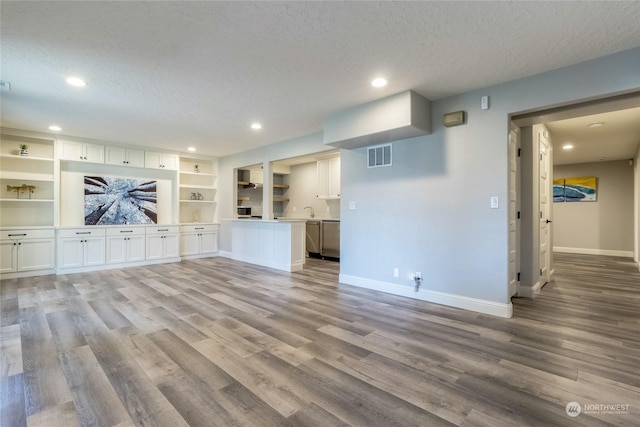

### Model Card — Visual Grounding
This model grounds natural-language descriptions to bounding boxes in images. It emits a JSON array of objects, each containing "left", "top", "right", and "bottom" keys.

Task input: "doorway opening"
[{"left": 511, "top": 91, "right": 640, "bottom": 301}]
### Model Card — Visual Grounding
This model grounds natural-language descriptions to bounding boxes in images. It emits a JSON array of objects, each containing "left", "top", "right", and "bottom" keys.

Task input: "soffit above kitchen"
[{"left": 1, "top": 1, "right": 639, "bottom": 157}]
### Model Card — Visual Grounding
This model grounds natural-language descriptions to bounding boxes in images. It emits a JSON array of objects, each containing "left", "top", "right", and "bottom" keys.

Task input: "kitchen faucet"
[{"left": 304, "top": 206, "right": 314, "bottom": 218}]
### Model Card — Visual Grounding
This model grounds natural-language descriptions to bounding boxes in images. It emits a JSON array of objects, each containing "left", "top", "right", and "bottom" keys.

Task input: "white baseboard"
[
  {"left": 518, "top": 281, "right": 541, "bottom": 298},
  {"left": 554, "top": 246, "right": 633, "bottom": 258},
  {"left": 1, "top": 268, "right": 56, "bottom": 280},
  {"left": 219, "top": 251, "right": 303, "bottom": 272},
  {"left": 339, "top": 274, "right": 513, "bottom": 318},
  {"left": 56, "top": 257, "right": 181, "bottom": 275},
  {"left": 180, "top": 252, "right": 219, "bottom": 260}
]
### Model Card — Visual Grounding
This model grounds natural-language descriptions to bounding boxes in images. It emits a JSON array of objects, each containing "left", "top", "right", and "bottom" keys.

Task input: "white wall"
[
  {"left": 215, "top": 48, "right": 639, "bottom": 317},
  {"left": 634, "top": 146, "right": 640, "bottom": 265},
  {"left": 339, "top": 48, "right": 639, "bottom": 317},
  {"left": 281, "top": 161, "right": 340, "bottom": 220},
  {"left": 60, "top": 162, "right": 175, "bottom": 226},
  {"left": 553, "top": 160, "right": 634, "bottom": 256}
]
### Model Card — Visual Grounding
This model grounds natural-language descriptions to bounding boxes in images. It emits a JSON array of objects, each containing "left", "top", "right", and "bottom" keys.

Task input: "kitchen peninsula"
[{"left": 223, "top": 218, "right": 306, "bottom": 272}]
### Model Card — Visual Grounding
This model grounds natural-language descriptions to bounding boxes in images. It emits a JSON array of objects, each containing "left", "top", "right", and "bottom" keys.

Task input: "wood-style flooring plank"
[{"left": 1, "top": 252, "right": 639, "bottom": 426}]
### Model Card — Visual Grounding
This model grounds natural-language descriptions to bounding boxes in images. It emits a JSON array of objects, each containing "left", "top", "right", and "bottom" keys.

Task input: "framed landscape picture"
[
  {"left": 553, "top": 176, "right": 597, "bottom": 203},
  {"left": 84, "top": 176, "right": 157, "bottom": 225}
]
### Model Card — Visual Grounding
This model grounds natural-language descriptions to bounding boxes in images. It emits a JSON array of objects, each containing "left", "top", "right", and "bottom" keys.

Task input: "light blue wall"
[
  {"left": 340, "top": 48, "right": 639, "bottom": 308},
  {"left": 218, "top": 48, "right": 640, "bottom": 313}
]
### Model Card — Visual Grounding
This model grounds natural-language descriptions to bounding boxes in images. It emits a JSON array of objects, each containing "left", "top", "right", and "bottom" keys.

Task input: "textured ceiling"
[{"left": 1, "top": 1, "right": 640, "bottom": 157}]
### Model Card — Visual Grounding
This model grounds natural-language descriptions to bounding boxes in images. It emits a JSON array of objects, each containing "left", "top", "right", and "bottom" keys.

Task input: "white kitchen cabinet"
[
  {"left": 145, "top": 151, "right": 179, "bottom": 171},
  {"left": 57, "top": 228, "right": 105, "bottom": 269},
  {"left": 146, "top": 226, "right": 179, "bottom": 260},
  {"left": 0, "top": 229, "right": 55, "bottom": 275},
  {"left": 105, "top": 146, "right": 145, "bottom": 168},
  {"left": 317, "top": 156, "right": 340, "bottom": 199},
  {"left": 60, "top": 140, "right": 105, "bottom": 163},
  {"left": 106, "top": 227, "right": 146, "bottom": 264},
  {"left": 179, "top": 224, "right": 218, "bottom": 258}
]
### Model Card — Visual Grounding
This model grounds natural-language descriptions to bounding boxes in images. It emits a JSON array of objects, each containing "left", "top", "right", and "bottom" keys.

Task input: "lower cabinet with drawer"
[
  {"left": 145, "top": 225, "right": 180, "bottom": 261},
  {"left": 179, "top": 223, "right": 218, "bottom": 258},
  {"left": 106, "top": 226, "right": 146, "bottom": 264},
  {"left": 0, "top": 228, "right": 56, "bottom": 278},
  {"left": 57, "top": 227, "right": 106, "bottom": 271}
]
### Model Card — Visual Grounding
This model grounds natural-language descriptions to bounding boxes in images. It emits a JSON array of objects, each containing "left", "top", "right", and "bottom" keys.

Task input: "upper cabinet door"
[
  {"left": 106, "top": 147, "right": 145, "bottom": 167},
  {"left": 317, "top": 156, "right": 340, "bottom": 199},
  {"left": 60, "top": 141, "right": 104, "bottom": 163},
  {"left": 145, "top": 152, "right": 178, "bottom": 170}
]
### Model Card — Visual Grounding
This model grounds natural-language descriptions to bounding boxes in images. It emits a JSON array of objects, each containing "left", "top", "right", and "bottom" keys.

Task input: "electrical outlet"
[
  {"left": 415, "top": 272, "right": 422, "bottom": 280},
  {"left": 393, "top": 268, "right": 399, "bottom": 277}
]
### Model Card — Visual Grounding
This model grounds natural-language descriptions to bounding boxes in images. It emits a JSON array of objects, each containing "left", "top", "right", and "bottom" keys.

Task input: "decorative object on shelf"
[
  {"left": 7, "top": 184, "right": 37, "bottom": 199},
  {"left": 194, "top": 164, "right": 199, "bottom": 173},
  {"left": 19, "top": 144, "right": 29, "bottom": 156},
  {"left": 190, "top": 192, "right": 204, "bottom": 200}
]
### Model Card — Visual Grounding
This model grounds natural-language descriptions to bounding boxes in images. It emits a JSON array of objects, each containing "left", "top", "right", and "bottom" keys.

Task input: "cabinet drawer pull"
[
  {"left": 120, "top": 230, "right": 134, "bottom": 233},
  {"left": 75, "top": 232, "right": 91, "bottom": 235},
  {"left": 157, "top": 229, "right": 169, "bottom": 232},
  {"left": 8, "top": 233, "right": 27, "bottom": 237},
  {"left": 195, "top": 227, "right": 204, "bottom": 230}
]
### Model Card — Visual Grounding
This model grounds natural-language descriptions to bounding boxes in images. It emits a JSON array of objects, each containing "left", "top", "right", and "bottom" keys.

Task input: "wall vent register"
[{"left": 367, "top": 143, "right": 392, "bottom": 168}]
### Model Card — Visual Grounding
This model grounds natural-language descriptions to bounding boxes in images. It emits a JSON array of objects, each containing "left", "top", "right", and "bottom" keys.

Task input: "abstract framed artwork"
[
  {"left": 84, "top": 176, "right": 157, "bottom": 225},
  {"left": 553, "top": 176, "right": 597, "bottom": 203}
]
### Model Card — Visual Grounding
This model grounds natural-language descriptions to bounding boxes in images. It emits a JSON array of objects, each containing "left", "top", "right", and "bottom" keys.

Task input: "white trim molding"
[
  {"left": 518, "top": 281, "right": 542, "bottom": 298},
  {"left": 339, "top": 274, "right": 513, "bottom": 318},
  {"left": 554, "top": 246, "right": 634, "bottom": 258}
]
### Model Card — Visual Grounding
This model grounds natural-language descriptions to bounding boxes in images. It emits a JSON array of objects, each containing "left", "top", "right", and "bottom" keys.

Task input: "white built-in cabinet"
[
  {"left": 146, "top": 225, "right": 180, "bottom": 260},
  {"left": 0, "top": 229, "right": 55, "bottom": 275},
  {"left": 1, "top": 129, "right": 220, "bottom": 278},
  {"left": 179, "top": 224, "right": 218, "bottom": 258},
  {"left": 317, "top": 156, "right": 340, "bottom": 199},
  {"left": 106, "top": 227, "right": 146, "bottom": 264},
  {"left": 57, "top": 228, "right": 106, "bottom": 269},
  {"left": 60, "top": 140, "right": 105, "bottom": 163},
  {"left": 105, "top": 146, "right": 145, "bottom": 168},
  {"left": 145, "top": 151, "right": 179, "bottom": 170}
]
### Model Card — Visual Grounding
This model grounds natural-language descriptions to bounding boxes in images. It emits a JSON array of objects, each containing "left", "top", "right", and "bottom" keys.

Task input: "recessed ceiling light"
[
  {"left": 48, "top": 125, "right": 62, "bottom": 131},
  {"left": 66, "top": 76, "right": 86, "bottom": 87},
  {"left": 589, "top": 122, "right": 604, "bottom": 128},
  {"left": 371, "top": 77, "right": 387, "bottom": 88},
  {"left": 562, "top": 144, "right": 574, "bottom": 150},
  {"left": 251, "top": 123, "right": 262, "bottom": 130},
  {"left": 187, "top": 147, "right": 196, "bottom": 152}
]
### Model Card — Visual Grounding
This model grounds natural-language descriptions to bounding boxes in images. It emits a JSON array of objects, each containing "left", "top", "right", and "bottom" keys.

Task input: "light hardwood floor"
[{"left": 1, "top": 252, "right": 639, "bottom": 426}]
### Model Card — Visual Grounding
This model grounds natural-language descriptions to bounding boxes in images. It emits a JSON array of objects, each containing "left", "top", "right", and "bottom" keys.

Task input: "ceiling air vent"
[{"left": 368, "top": 143, "right": 392, "bottom": 168}]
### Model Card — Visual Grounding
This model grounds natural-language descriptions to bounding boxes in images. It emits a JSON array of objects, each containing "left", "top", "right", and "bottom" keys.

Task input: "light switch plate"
[
  {"left": 481, "top": 95, "right": 489, "bottom": 110},
  {"left": 490, "top": 196, "right": 499, "bottom": 208},
  {"left": 349, "top": 201, "right": 357, "bottom": 210}
]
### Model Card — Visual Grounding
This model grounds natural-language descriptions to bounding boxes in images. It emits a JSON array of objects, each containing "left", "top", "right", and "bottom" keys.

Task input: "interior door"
[
  {"left": 508, "top": 127, "right": 520, "bottom": 297},
  {"left": 539, "top": 131, "right": 551, "bottom": 285}
]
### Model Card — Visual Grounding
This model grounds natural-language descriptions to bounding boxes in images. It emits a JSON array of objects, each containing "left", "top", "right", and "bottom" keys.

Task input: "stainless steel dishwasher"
[
  {"left": 305, "top": 220, "right": 321, "bottom": 257},
  {"left": 321, "top": 220, "right": 340, "bottom": 259}
]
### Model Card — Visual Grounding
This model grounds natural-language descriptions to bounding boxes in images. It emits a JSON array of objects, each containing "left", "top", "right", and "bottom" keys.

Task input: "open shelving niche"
[
  {"left": 0, "top": 132, "right": 58, "bottom": 227},
  {"left": 178, "top": 155, "right": 217, "bottom": 223}
]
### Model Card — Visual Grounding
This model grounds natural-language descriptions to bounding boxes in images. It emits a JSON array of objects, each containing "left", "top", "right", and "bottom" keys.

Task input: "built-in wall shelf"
[
  {"left": 179, "top": 184, "right": 214, "bottom": 190},
  {"left": 0, "top": 198, "right": 54, "bottom": 203},
  {"left": 0, "top": 154, "right": 55, "bottom": 162},
  {"left": 1, "top": 132, "right": 57, "bottom": 227},
  {"left": 179, "top": 199, "right": 216, "bottom": 204},
  {"left": 238, "top": 196, "right": 250, "bottom": 201},
  {"left": 178, "top": 155, "right": 217, "bottom": 223},
  {"left": 273, "top": 184, "right": 290, "bottom": 189},
  {"left": 273, "top": 197, "right": 289, "bottom": 203}
]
